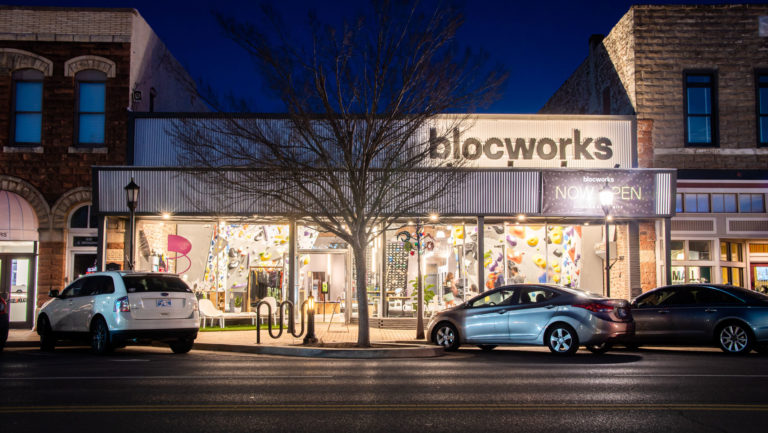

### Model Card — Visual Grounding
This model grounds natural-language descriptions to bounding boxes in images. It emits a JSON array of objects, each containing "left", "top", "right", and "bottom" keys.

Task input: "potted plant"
[
  {"left": 409, "top": 277, "right": 435, "bottom": 315},
  {"left": 234, "top": 296, "right": 242, "bottom": 313}
]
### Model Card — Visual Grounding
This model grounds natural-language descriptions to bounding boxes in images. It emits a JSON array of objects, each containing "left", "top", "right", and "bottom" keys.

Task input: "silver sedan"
[{"left": 427, "top": 284, "right": 633, "bottom": 355}]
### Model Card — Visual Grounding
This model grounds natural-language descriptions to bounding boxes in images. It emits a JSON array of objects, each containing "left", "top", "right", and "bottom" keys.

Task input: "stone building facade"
[
  {"left": 542, "top": 4, "right": 768, "bottom": 294},
  {"left": 0, "top": 6, "right": 205, "bottom": 328}
]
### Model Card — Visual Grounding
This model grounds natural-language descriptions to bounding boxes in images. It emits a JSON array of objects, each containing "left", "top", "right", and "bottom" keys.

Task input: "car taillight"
[
  {"left": 114, "top": 296, "right": 130, "bottom": 312},
  {"left": 573, "top": 302, "right": 614, "bottom": 313},
  {"left": 192, "top": 299, "right": 198, "bottom": 311}
]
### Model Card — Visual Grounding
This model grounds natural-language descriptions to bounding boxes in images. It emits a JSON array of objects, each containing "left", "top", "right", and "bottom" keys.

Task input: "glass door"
[{"left": 0, "top": 254, "right": 36, "bottom": 328}]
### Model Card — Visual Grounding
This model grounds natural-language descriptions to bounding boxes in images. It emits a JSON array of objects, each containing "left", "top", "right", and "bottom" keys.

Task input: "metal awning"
[{"left": 0, "top": 190, "right": 39, "bottom": 241}]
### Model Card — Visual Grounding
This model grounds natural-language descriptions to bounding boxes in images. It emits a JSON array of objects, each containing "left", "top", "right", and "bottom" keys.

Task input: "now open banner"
[{"left": 541, "top": 170, "right": 657, "bottom": 217}]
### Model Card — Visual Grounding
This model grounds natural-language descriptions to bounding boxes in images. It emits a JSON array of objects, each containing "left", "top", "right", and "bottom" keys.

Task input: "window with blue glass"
[
  {"left": 12, "top": 69, "right": 44, "bottom": 146},
  {"left": 711, "top": 193, "right": 737, "bottom": 213},
  {"left": 757, "top": 73, "right": 768, "bottom": 147},
  {"left": 683, "top": 193, "right": 709, "bottom": 213},
  {"left": 739, "top": 194, "right": 765, "bottom": 213},
  {"left": 76, "top": 70, "right": 106, "bottom": 146},
  {"left": 684, "top": 71, "right": 717, "bottom": 146}
]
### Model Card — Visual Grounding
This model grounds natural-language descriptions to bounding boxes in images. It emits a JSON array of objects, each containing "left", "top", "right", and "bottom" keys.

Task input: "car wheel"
[
  {"left": 478, "top": 345, "right": 497, "bottom": 352},
  {"left": 38, "top": 315, "right": 56, "bottom": 352},
  {"left": 586, "top": 342, "right": 612, "bottom": 354},
  {"left": 169, "top": 337, "right": 195, "bottom": 354},
  {"left": 717, "top": 322, "right": 752, "bottom": 355},
  {"left": 434, "top": 323, "right": 460, "bottom": 351},
  {"left": 545, "top": 324, "right": 579, "bottom": 355},
  {"left": 90, "top": 317, "right": 113, "bottom": 355}
]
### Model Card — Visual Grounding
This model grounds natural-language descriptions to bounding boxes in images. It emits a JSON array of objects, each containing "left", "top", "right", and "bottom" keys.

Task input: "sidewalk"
[{"left": 5, "top": 320, "right": 443, "bottom": 358}]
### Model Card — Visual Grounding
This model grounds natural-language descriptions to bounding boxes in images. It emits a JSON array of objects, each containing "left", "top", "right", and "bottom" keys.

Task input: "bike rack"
[{"left": 255, "top": 299, "right": 309, "bottom": 344}]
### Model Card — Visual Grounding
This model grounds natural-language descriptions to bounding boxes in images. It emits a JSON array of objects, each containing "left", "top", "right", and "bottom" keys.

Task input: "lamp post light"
[
  {"left": 303, "top": 293, "right": 318, "bottom": 344},
  {"left": 124, "top": 178, "right": 140, "bottom": 271},
  {"left": 599, "top": 182, "right": 615, "bottom": 298}
]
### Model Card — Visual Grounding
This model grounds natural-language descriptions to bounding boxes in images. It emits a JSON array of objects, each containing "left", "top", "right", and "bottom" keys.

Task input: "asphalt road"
[{"left": 1, "top": 345, "right": 767, "bottom": 433}]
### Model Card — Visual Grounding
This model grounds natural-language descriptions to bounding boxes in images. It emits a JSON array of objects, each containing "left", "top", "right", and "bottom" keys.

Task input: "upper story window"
[
  {"left": 12, "top": 69, "right": 44, "bottom": 146},
  {"left": 757, "top": 72, "right": 768, "bottom": 147},
  {"left": 75, "top": 70, "right": 106, "bottom": 147},
  {"left": 711, "top": 193, "right": 737, "bottom": 213},
  {"left": 739, "top": 193, "right": 765, "bottom": 213},
  {"left": 683, "top": 193, "right": 709, "bottom": 213},
  {"left": 684, "top": 71, "right": 717, "bottom": 147},
  {"left": 70, "top": 205, "right": 97, "bottom": 229}
]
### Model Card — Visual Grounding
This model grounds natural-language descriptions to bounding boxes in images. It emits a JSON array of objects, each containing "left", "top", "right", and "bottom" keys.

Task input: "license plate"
[{"left": 157, "top": 299, "right": 172, "bottom": 307}]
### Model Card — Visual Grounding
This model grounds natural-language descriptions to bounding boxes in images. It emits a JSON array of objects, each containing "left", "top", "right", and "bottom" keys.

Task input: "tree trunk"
[{"left": 353, "top": 243, "right": 371, "bottom": 347}]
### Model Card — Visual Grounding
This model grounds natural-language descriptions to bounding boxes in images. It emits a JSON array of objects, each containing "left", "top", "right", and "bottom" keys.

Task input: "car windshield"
[{"left": 122, "top": 275, "right": 191, "bottom": 293}]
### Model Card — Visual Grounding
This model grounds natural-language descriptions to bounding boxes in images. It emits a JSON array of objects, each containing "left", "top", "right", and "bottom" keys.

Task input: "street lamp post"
[
  {"left": 124, "top": 178, "right": 140, "bottom": 271},
  {"left": 599, "top": 182, "right": 614, "bottom": 298}
]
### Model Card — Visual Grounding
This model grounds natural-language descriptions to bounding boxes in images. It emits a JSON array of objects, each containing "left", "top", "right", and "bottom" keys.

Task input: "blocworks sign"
[{"left": 426, "top": 116, "right": 634, "bottom": 168}]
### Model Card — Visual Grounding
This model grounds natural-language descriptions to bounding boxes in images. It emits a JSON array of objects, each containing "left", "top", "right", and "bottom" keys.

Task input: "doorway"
[{"left": 0, "top": 254, "right": 37, "bottom": 329}]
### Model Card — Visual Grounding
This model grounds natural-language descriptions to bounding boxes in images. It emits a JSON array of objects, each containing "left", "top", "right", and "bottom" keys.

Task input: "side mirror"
[
  {"left": 49, "top": 289, "right": 59, "bottom": 298},
  {"left": 630, "top": 301, "right": 637, "bottom": 308}
]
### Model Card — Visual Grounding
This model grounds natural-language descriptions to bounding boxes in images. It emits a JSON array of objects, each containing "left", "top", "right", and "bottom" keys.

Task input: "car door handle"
[
  {"left": 705, "top": 308, "right": 717, "bottom": 313},
  {"left": 658, "top": 309, "right": 670, "bottom": 314},
  {"left": 545, "top": 305, "right": 556, "bottom": 309},
  {"left": 497, "top": 309, "right": 508, "bottom": 314}
]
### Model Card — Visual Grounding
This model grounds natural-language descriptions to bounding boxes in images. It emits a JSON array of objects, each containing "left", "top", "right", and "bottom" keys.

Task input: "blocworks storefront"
[{"left": 93, "top": 114, "right": 675, "bottom": 324}]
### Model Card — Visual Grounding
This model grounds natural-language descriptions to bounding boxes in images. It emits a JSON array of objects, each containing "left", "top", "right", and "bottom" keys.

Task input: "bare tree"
[{"left": 173, "top": 0, "right": 506, "bottom": 346}]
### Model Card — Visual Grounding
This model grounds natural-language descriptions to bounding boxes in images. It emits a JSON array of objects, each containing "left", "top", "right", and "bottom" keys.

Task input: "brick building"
[
  {"left": 542, "top": 4, "right": 768, "bottom": 293},
  {"left": 0, "top": 6, "right": 205, "bottom": 328}
]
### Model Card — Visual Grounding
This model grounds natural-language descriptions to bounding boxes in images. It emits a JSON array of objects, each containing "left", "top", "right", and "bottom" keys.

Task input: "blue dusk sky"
[{"left": 10, "top": 0, "right": 765, "bottom": 112}]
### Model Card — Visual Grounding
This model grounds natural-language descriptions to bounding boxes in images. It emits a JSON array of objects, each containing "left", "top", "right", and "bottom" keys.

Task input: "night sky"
[{"left": 10, "top": 0, "right": 765, "bottom": 112}]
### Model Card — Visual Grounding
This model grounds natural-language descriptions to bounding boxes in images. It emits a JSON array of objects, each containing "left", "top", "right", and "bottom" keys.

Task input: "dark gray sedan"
[
  {"left": 629, "top": 284, "right": 768, "bottom": 354},
  {"left": 426, "top": 284, "right": 633, "bottom": 355}
]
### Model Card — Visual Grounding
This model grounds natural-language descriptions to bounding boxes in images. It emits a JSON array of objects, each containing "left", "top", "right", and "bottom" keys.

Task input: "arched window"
[
  {"left": 69, "top": 205, "right": 97, "bottom": 229},
  {"left": 12, "top": 69, "right": 44, "bottom": 146},
  {"left": 75, "top": 70, "right": 106, "bottom": 146}
]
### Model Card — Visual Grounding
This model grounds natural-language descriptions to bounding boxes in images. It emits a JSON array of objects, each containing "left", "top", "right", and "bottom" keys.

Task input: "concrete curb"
[
  {"left": 4, "top": 339, "right": 445, "bottom": 358},
  {"left": 192, "top": 342, "right": 446, "bottom": 358}
]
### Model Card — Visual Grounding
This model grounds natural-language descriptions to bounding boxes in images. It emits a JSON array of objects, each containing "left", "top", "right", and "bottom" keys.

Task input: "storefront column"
[
  {"left": 663, "top": 217, "right": 672, "bottom": 286},
  {"left": 288, "top": 219, "right": 296, "bottom": 304},
  {"left": 96, "top": 214, "right": 106, "bottom": 272},
  {"left": 379, "top": 224, "right": 386, "bottom": 317},
  {"left": 477, "top": 216, "right": 485, "bottom": 292}
]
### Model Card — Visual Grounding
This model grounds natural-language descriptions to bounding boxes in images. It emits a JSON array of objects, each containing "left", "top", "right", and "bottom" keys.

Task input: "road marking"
[
  {"left": 1, "top": 403, "right": 768, "bottom": 414},
  {"left": 0, "top": 375, "right": 333, "bottom": 380}
]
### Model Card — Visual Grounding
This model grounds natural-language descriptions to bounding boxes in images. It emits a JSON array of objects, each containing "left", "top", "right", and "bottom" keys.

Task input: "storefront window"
[
  {"left": 722, "top": 267, "right": 744, "bottom": 287},
  {"left": 383, "top": 221, "right": 478, "bottom": 317},
  {"left": 688, "top": 240, "right": 710, "bottom": 260},
  {"left": 673, "top": 265, "right": 712, "bottom": 283},
  {"left": 688, "top": 266, "right": 711, "bottom": 283},
  {"left": 131, "top": 220, "right": 291, "bottom": 313},
  {"left": 720, "top": 241, "right": 743, "bottom": 262},
  {"left": 297, "top": 224, "right": 349, "bottom": 317},
  {"left": 481, "top": 222, "right": 585, "bottom": 291},
  {"left": 671, "top": 240, "right": 685, "bottom": 260}
]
